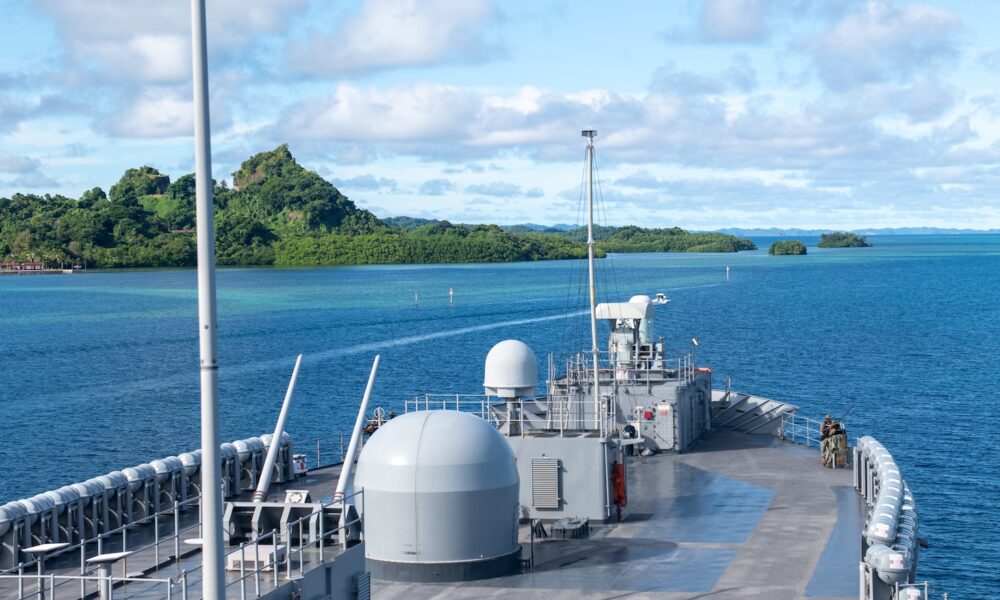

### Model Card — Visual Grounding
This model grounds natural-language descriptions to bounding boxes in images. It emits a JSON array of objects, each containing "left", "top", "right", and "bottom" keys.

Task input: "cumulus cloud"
[
  {"left": 700, "top": 0, "right": 768, "bottom": 43},
  {"left": 331, "top": 174, "right": 398, "bottom": 192},
  {"left": 651, "top": 54, "right": 758, "bottom": 95},
  {"left": 466, "top": 182, "right": 519, "bottom": 196},
  {"left": 102, "top": 90, "right": 194, "bottom": 138},
  {"left": 801, "top": 0, "right": 962, "bottom": 90},
  {"left": 420, "top": 179, "right": 456, "bottom": 196},
  {"left": 278, "top": 84, "right": 479, "bottom": 143},
  {"left": 288, "top": 0, "right": 501, "bottom": 76},
  {"left": 36, "top": 0, "right": 308, "bottom": 83},
  {"left": 466, "top": 181, "right": 543, "bottom": 197},
  {"left": 0, "top": 152, "right": 41, "bottom": 174},
  {"left": 11, "top": 171, "right": 59, "bottom": 189},
  {"left": 0, "top": 153, "right": 58, "bottom": 190},
  {"left": 615, "top": 170, "right": 664, "bottom": 189}
]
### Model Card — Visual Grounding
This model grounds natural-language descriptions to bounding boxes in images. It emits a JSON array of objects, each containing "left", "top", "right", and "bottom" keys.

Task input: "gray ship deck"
[
  {"left": 376, "top": 430, "right": 861, "bottom": 600},
  {"left": 1, "top": 431, "right": 860, "bottom": 599}
]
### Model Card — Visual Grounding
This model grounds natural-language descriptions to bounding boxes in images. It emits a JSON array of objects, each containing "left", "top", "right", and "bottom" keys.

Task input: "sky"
[{"left": 3, "top": 0, "right": 1000, "bottom": 229}]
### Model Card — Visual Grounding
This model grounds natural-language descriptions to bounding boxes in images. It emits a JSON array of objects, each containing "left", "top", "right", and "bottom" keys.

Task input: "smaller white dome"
[
  {"left": 484, "top": 340, "right": 538, "bottom": 398},
  {"left": 629, "top": 294, "right": 652, "bottom": 305}
]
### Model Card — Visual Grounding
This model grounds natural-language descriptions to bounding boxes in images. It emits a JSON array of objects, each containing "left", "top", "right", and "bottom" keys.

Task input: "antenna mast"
[
  {"left": 583, "top": 130, "right": 601, "bottom": 431},
  {"left": 190, "top": 0, "right": 224, "bottom": 596}
]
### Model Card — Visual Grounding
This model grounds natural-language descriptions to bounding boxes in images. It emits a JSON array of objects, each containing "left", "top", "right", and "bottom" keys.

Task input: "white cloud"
[
  {"left": 11, "top": 171, "right": 59, "bottom": 189},
  {"left": 802, "top": 1, "right": 961, "bottom": 90},
  {"left": 36, "top": 0, "right": 307, "bottom": 83},
  {"left": 278, "top": 84, "right": 479, "bottom": 142},
  {"left": 103, "top": 90, "right": 193, "bottom": 138},
  {"left": 331, "top": 174, "right": 398, "bottom": 192},
  {"left": 420, "top": 179, "right": 456, "bottom": 196},
  {"left": 289, "top": 0, "right": 500, "bottom": 76},
  {"left": 700, "top": 0, "right": 768, "bottom": 43},
  {"left": 466, "top": 181, "right": 531, "bottom": 197},
  {"left": 0, "top": 152, "right": 41, "bottom": 174}
]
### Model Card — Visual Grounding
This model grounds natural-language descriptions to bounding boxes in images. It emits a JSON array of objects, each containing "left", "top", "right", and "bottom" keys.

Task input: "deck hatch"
[{"left": 531, "top": 458, "right": 561, "bottom": 509}]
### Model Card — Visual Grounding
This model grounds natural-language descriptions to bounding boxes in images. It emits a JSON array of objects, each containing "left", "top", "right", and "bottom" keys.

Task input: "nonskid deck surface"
[{"left": 375, "top": 430, "right": 862, "bottom": 600}]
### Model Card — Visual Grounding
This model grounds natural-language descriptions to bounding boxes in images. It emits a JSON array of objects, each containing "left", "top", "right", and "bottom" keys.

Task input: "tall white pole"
[
  {"left": 583, "top": 130, "right": 601, "bottom": 431},
  {"left": 253, "top": 354, "right": 303, "bottom": 502},
  {"left": 334, "top": 355, "right": 381, "bottom": 503},
  {"left": 190, "top": 0, "right": 224, "bottom": 596}
]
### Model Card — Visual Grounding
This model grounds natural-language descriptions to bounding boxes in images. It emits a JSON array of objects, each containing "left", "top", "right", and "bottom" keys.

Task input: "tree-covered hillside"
[
  {"left": 0, "top": 145, "right": 754, "bottom": 269},
  {"left": 556, "top": 225, "right": 756, "bottom": 253},
  {"left": 0, "top": 146, "right": 593, "bottom": 268}
]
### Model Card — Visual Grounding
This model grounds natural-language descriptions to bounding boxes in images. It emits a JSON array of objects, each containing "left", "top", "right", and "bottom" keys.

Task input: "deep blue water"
[{"left": 1, "top": 234, "right": 997, "bottom": 596}]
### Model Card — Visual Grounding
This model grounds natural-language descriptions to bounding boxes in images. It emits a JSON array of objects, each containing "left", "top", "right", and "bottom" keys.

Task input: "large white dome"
[{"left": 354, "top": 410, "right": 521, "bottom": 581}]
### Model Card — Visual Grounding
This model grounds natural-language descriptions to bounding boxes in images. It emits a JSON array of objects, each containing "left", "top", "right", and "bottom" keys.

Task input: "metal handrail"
[
  {"left": 2, "top": 494, "right": 203, "bottom": 575},
  {"left": 181, "top": 488, "right": 366, "bottom": 599},
  {"left": 0, "top": 572, "right": 178, "bottom": 599},
  {"left": 408, "top": 393, "right": 619, "bottom": 437}
]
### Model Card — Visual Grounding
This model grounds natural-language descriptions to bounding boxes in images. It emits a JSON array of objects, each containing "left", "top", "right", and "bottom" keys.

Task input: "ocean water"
[{"left": 1, "top": 234, "right": 997, "bottom": 596}]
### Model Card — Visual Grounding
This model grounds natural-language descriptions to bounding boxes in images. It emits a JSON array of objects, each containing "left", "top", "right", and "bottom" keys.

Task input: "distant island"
[
  {"left": 769, "top": 240, "right": 807, "bottom": 255},
  {"left": 717, "top": 227, "right": 1000, "bottom": 236},
  {"left": 0, "top": 145, "right": 755, "bottom": 269},
  {"left": 818, "top": 232, "right": 872, "bottom": 248}
]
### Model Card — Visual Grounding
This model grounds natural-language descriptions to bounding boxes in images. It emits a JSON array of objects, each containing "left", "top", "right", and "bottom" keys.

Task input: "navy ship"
[{"left": 0, "top": 3, "right": 937, "bottom": 599}]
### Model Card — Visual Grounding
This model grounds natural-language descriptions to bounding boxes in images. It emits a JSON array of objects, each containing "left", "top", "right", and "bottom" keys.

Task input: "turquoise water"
[{"left": 1, "top": 234, "right": 997, "bottom": 595}]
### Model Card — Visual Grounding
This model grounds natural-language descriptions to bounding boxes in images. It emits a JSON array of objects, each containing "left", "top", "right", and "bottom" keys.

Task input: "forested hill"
[{"left": 0, "top": 145, "right": 750, "bottom": 269}]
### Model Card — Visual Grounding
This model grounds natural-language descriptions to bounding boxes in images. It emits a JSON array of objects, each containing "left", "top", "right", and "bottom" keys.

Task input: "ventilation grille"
[
  {"left": 531, "top": 458, "right": 560, "bottom": 509},
  {"left": 355, "top": 571, "right": 371, "bottom": 600}
]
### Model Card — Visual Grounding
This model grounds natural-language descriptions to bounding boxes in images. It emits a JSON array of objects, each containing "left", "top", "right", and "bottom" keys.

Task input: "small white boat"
[{"left": 653, "top": 292, "right": 670, "bottom": 304}]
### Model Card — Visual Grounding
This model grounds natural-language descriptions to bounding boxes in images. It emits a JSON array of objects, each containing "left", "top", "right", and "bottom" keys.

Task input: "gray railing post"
[
  {"left": 316, "top": 439, "right": 321, "bottom": 469},
  {"left": 271, "top": 530, "right": 278, "bottom": 588},
  {"left": 180, "top": 569, "right": 188, "bottom": 600},
  {"left": 298, "top": 521, "right": 304, "bottom": 576},
  {"left": 339, "top": 434, "right": 345, "bottom": 463},
  {"left": 239, "top": 542, "right": 246, "bottom": 600},
  {"left": 80, "top": 541, "right": 86, "bottom": 599},
  {"left": 253, "top": 536, "right": 260, "bottom": 597},
  {"left": 318, "top": 511, "right": 325, "bottom": 563},
  {"left": 173, "top": 501, "right": 181, "bottom": 564},
  {"left": 154, "top": 511, "right": 160, "bottom": 567}
]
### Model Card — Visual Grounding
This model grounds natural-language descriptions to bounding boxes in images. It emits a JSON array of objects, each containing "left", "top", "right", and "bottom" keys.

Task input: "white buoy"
[
  {"left": 726, "top": 266, "right": 730, "bottom": 281},
  {"left": 449, "top": 288, "right": 454, "bottom": 304},
  {"left": 414, "top": 292, "right": 419, "bottom": 307}
]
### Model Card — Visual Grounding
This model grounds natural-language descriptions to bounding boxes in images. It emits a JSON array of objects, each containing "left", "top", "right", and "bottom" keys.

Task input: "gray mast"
[
  {"left": 583, "top": 130, "right": 601, "bottom": 431},
  {"left": 190, "top": 0, "right": 224, "bottom": 597}
]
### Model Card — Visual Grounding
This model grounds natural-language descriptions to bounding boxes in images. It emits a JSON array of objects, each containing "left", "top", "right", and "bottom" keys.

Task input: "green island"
[
  {"left": 0, "top": 145, "right": 755, "bottom": 268},
  {"left": 818, "top": 232, "right": 872, "bottom": 248},
  {"left": 769, "top": 240, "right": 807, "bottom": 255}
]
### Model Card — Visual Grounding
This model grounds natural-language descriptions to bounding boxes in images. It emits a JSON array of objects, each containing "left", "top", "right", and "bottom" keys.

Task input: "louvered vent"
[
  {"left": 531, "top": 458, "right": 560, "bottom": 509},
  {"left": 355, "top": 571, "right": 371, "bottom": 600}
]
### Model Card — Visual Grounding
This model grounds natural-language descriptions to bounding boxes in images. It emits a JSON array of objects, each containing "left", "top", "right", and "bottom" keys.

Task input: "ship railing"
[
  {"left": 409, "top": 393, "right": 619, "bottom": 437},
  {"left": 779, "top": 412, "right": 824, "bottom": 447},
  {"left": 183, "top": 488, "right": 365, "bottom": 600},
  {"left": 407, "top": 394, "right": 500, "bottom": 424},
  {"left": 0, "top": 571, "right": 178, "bottom": 600},
  {"left": 0, "top": 489, "right": 365, "bottom": 600},
  {"left": 0, "top": 494, "right": 203, "bottom": 598},
  {"left": 312, "top": 432, "right": 353, "bottom": 469},
  {"left": 551, "top": 350, "right": 699, "bottom": 388}
]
